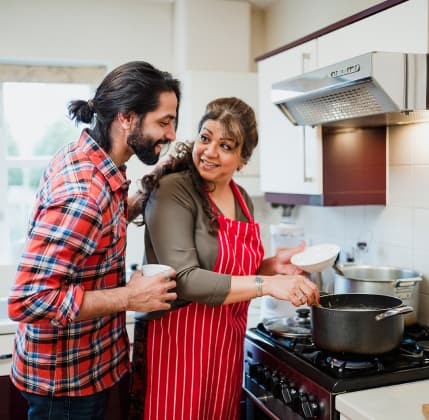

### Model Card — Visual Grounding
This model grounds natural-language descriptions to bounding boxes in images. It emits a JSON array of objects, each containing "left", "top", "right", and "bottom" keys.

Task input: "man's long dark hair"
[{"left": 68, "top": 61, "right": 181, "bottom": 152}]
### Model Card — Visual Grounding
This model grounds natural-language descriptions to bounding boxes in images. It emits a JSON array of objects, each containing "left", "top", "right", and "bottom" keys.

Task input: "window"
[{"left": 0, "top": 64, "right": 107, "bottom": 265}]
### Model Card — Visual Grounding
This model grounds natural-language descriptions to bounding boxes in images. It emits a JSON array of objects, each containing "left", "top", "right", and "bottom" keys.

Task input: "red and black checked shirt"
[{"left": 8, "top": 130, "right": 131, "bottom": 396}]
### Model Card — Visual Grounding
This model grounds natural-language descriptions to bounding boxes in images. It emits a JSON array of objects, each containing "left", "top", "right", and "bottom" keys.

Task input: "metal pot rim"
[
  {"left": 316, "top": 293, "right": 403, "bottom": 312},
  {"left": 335, "top": 264, "right": 422, "bottom": 282}
]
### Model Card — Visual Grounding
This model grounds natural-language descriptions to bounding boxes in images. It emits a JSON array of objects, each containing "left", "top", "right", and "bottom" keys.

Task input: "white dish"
[{"left": 291, "top": 243, "right": 340, "bottom": 273}]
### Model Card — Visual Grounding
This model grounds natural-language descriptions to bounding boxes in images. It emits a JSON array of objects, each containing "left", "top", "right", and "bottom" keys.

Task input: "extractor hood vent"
[{"left": 272, "top": 52, "right": 429, "bottom": 127}]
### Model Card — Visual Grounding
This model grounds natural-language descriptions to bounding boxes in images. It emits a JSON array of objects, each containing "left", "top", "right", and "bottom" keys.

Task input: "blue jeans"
[{"left": 21, "top": 390, "right": 107, "bottom": 420}]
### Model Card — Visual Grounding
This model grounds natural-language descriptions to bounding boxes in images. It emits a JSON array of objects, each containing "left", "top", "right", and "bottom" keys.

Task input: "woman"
[{"left": 130, "top": 97, "right": 319, "bottom": 420}]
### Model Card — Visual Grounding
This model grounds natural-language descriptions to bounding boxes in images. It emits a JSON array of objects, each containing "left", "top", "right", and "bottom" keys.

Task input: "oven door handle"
[{"left": 242, "top": 386, "right": 280, "bottom": 420}]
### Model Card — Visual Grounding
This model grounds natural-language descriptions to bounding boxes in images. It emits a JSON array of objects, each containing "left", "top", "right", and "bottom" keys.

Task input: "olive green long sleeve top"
[{"left": 143, "top": 170, "right": 255, "bottom": 311}]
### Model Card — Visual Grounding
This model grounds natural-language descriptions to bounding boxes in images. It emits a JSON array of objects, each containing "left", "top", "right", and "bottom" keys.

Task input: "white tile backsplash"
[
  {"left": 371, "top": 241, "right": 413, "bottom": 268},
  {"left": 413, "top": 208, "right": 429, "bottom": 251},
  {"left": 413, "top": 166, "right": 429, "bottom": 208},
  {"left": 389, "top": 124, "right": 413, "bottom": 165},
  {"left": 413, "top": 250, "right": 429, "bottom": 294},
  {"left": 388, "top": 165, "right": 414, "bottom": 206},
  {"left": 411, "top": 124, "right": 429, "bottom": 165},
  {"left": 372, "top": 206, "right": 413, "bottom": 248}
]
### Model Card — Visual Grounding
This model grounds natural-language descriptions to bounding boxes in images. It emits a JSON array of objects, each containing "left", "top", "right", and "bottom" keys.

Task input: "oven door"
[{"left": 243, "top": 382, "right": 304, "bottom": 420}]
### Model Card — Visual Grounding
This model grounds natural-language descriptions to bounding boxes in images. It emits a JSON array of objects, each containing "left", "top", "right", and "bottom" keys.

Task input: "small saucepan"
[{"left": 311, "top": 293, "right": 413, "bottom": 354}]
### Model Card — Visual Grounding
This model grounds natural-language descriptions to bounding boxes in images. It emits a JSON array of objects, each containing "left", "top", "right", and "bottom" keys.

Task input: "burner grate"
[{"left": 254, "top": 322, "right": 429, "bottom": 379}]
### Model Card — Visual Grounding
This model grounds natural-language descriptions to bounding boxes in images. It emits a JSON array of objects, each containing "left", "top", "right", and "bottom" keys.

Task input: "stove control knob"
[
  {"left": 279, "top": 380, "right": 297, "bottom": 405},
  {"left": 300, "top": 393, "right": 319, "bottom": 419},
  {"left": 269, "top": 371, "right": 280, "bottom": 395},
  {"left": 261, "top": 366, "right": 271, "bottom": 389},
  {"left": 289, "top": 383, "right": 300, "bottom": 411}
]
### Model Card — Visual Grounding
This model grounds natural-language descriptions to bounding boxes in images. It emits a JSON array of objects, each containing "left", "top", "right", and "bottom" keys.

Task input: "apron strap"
[
  {"left": 207, "top": 181, "right": 254, "bottom": 223},
  {"left": 229, "top": 180, "right": 254, "bottom": 222}
]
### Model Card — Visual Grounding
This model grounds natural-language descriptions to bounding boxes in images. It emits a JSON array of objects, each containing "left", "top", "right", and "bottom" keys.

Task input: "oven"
[{"left": 242, "top": 312, "right": 429, "bottom": 419}]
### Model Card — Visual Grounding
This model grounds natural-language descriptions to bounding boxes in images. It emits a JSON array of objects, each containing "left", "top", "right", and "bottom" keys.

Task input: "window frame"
[{"left": 0, "top": 63, "right": 107, "bottom": 264}]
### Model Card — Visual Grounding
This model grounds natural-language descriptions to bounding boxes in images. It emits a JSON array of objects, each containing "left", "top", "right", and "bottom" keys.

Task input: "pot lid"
[{"left": 263, "top": 313, "right": 312, "bottom": 338}]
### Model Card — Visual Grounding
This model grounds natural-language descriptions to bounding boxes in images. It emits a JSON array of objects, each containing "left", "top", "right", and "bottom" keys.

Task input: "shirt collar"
[{"left": 78, "top": 130, "right": 129, "bottom": 193}]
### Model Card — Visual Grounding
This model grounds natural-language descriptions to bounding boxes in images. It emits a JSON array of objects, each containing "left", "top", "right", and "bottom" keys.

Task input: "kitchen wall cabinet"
[
  {"left": 257, "top": 0, "right": 427, "bottom": 205},
  {"left": 258, "top": 40, "right": 386, "bottom": 206},
  {"left": 317, "top": 0, "right": 429, "bottom": 67},
  {"left": 258, "top": 41, "right": 322, "bottom": 198}
]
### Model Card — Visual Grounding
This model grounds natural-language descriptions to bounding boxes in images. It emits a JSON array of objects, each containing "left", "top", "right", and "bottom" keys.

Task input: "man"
[{"left": 8, "top": 61, "right": 181, "bottom": 419}]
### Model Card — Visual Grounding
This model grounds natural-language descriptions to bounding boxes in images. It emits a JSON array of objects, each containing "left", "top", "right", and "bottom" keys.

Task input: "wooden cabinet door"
[{"left": 258, "top": 40, "right": 322, "bottom": 195}]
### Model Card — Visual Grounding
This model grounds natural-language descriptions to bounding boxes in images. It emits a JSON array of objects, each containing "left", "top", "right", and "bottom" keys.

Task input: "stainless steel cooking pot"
[
  {"left": 334, "top": 264, "right": 421, "bottom": 325},
  {"left": 311, "top": 293, "right": 413, "bottom": 354}
]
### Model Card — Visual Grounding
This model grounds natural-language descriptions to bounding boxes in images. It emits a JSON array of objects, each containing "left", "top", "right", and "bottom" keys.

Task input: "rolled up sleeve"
[{"left": 8, "top": 195, "right": 102, "bottom": 327}]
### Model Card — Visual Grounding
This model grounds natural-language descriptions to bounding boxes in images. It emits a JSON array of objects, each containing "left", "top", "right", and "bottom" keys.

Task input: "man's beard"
[{"left": 127, "top": 128, "right": 169, "bottom": 165}]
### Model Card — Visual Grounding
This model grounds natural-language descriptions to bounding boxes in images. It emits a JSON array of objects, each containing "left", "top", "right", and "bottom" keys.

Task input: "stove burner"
[
  {"left": 405, "top": 324, "right": 429, "bottom": 341},
  {"left": 326, "top": 356, "right": 377, "bottom": 371},
  {"left": 417, "top": 340, "right": 429, "bottom": 352},
  {"left": 400, "top": 339, "right": 424, "bottom": 360}
]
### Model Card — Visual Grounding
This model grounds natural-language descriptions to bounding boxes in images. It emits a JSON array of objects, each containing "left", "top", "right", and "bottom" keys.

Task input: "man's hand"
[
  {"left": 74, "top": 269, "right": 177, "bottom": 321},
  {"left": 125, "top": 269, "right": 177, "bottom": 312}
]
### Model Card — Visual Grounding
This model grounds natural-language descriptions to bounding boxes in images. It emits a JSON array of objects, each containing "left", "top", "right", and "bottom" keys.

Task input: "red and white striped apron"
[{"left": 143, "top": 181, "right": 264, "bottom": 420}]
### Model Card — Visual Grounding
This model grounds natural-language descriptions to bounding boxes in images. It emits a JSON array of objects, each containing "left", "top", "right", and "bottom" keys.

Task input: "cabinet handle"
[
  {"left": 303, "top": 127, "right": 314, "bottom": 183},
  {"left": 301, "top": 52, "right": 314, "bottom": 184},
  {"left": 0, "top": 353, "right": 12, "bottom": 360},
  {"left": 301, "top": 52, "right": 311, "bottom": 73}
]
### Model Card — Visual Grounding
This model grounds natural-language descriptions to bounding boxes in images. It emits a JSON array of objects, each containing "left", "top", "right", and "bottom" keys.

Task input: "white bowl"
[{"left": 291, "top": 243, "right": 340, "bottom": 273}]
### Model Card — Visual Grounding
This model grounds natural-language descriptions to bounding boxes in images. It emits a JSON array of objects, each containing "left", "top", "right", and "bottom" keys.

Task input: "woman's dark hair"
[
  {"left": 135, "top": 97, "right": 258, "bottom": 234},
  {"left": 68, "top": 61, "right": 181, "bottom": 152}
]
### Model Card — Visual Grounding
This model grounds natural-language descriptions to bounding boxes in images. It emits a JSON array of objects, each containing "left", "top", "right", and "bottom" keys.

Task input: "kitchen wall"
[
  {"left": 264, "top": 0, "right": 382, "bottom": 51},
  {"left": 0, "top": 0, "right": 176, "bottom": 70}
]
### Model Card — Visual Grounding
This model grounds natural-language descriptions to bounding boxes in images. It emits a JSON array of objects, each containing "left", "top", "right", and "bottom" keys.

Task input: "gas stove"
[{"left": 243, "top": 322, "right": 429, "bottom": 419}]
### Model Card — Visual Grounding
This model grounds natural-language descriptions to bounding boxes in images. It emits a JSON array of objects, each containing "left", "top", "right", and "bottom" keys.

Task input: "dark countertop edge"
[{"left": 255, "top": 0, "right": 409, "bottom": 62}]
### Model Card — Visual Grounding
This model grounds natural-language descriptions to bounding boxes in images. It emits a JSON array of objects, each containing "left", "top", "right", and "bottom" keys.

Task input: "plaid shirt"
[{"left": 9, "top": 130, "right": 131, "bottom": 396}]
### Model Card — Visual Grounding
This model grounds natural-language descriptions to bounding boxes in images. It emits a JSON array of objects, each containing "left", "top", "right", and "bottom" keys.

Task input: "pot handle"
[
  {"left": 375, "top": 305, "right": 414, "bottom": 321},
  {"left": 394, "top": 277, "right": 422, "bottom": 287}
]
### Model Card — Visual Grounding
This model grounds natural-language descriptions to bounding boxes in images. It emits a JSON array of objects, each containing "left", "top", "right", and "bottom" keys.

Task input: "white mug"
[{"left": 142, "top": 264, "right": 172, "bottom": 277}]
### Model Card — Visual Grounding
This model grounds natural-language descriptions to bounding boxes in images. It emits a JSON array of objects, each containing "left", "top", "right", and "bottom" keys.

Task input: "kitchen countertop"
[{"left": 336, "top": 380, "right": 429, "bottom": 420}]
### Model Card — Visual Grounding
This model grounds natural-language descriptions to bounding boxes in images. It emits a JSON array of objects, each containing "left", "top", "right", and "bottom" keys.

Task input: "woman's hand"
[
  {"left": 127, "top": 190, "right": 144, "bottom": 222},
  {"left": 272, "top": 240, "right": 306, "bottom": 275},
  {"left": 263, "top": 273, "right": 319, "bottom": 306}
]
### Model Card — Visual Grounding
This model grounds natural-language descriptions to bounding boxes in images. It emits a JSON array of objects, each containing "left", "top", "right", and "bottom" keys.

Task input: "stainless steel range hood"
[{"left": 272, "top": 51, "right": 429, "bottom": 127}]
